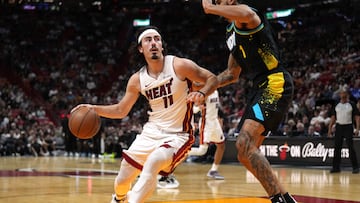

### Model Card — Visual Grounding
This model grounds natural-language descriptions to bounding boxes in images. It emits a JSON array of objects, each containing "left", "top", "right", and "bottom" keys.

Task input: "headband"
[{"left": 137, "top": 28, "right": 160, "bottom": 44}]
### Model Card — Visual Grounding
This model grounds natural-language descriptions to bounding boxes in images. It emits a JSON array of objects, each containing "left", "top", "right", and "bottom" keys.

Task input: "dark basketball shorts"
[{"left": 238, "top": 71, "right": 294, "bottom": 136}]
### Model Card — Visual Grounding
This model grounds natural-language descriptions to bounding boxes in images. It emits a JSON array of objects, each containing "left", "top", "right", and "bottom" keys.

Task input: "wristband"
[{"left": 197, "top": 90, "right": 206, "bottom": 97}]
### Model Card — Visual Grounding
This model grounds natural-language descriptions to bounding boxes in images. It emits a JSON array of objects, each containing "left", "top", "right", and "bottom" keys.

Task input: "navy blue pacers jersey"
[
  {"left": 226, "top": 8, "right": 294, "bottom": 135},
  {"left": 225, "top": 8, "right": 283, "bottom": 82}
]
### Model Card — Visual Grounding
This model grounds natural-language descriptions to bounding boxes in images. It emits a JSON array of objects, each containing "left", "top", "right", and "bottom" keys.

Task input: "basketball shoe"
[
  {"left": 207, "top": 170, "right": 224, "bottom": 180},
  {"left": 110, "top": 194, "right": 127, "bottom": 203},
  {"left": 157, "top": 174, "right": 180, "bottom": 189}
]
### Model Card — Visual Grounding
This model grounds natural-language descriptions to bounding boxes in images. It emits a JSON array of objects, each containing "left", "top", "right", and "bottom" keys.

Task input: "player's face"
[{"left": 139, "top": 33, "right": 163, "bottom": 60}]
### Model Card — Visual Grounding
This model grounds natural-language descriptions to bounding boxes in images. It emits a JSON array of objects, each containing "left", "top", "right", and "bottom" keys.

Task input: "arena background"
[
  {"left": 0, "top": 0, "right": 359, "bottom": 170},
  {"left": 0, "top": 1, "right": 360, "bottom": 203}
]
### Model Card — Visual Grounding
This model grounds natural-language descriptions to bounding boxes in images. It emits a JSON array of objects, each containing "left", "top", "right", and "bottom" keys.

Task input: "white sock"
[{"left": 210, "top": 163, "right": 219, "bottom": 171}]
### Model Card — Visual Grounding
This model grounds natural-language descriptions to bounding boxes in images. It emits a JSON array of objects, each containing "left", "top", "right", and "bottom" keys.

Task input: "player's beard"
[{"left": 151, "top": 53, "right": 159, "bottom": 59}]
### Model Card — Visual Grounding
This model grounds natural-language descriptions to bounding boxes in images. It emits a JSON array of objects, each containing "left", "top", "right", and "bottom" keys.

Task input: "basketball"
[{"left": 68, "top": 106, "right": 101, "bottom": 139}]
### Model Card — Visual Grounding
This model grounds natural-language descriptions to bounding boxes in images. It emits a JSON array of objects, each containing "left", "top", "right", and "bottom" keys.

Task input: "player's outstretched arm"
[{"left": 71, "top": 73, "right": 140, "bottom": 119}]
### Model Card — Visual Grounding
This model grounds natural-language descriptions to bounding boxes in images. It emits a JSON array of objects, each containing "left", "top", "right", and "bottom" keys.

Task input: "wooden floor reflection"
[{"left": 0, "top": 156, "right": 359, "bottom": 203}]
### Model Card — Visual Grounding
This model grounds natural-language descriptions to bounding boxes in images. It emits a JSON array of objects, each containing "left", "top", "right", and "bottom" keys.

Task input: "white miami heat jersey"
[
  {"left": 204, "top": 90, "right": 220, "bottom": 122},
  {"left": 197, "top": 90, "right": 224, "bottom": 144},
  {"left": 139, "top": 55, "right": 193, "bottom": 133}
]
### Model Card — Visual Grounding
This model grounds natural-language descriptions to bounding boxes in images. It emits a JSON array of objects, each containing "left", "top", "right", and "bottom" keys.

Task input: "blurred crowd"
[{"left": 0, "top": 2, "right": 359, "bottom": 157}]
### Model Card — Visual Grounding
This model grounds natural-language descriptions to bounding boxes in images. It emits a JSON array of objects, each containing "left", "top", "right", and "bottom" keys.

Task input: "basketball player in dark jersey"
[{"left": 202, "top": 0, "right": 296, "bottom": 203}]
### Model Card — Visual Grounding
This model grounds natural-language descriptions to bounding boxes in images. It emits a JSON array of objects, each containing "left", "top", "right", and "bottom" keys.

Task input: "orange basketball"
[{"left": 68, "top": 106, "right": 101, "bottom": 139}]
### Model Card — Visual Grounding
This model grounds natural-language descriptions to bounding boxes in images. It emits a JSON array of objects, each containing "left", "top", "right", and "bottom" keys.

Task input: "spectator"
[
  {"left": 306, "top": 125, "right": 321, "bottom": 137},
  {"left": 292, "top": 122, "right": 306, "bottom": 137}
]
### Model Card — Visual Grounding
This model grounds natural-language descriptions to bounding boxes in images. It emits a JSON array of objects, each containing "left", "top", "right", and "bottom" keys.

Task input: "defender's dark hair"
[{"left": 128, "top": 26, "right": 168, "bottom": 69}]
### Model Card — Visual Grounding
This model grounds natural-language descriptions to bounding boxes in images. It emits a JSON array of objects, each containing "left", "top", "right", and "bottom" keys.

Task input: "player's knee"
[
  {"left": 235, "top": 132, "right": 252, "bottom": 162},
  {"left": 146, "top": 147, "right": 173, "bottom": 168}
]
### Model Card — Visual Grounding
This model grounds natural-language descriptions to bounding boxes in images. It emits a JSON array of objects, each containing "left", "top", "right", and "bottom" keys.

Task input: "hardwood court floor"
[{"left": 0, "top": 156, "right": 360, "bottom": 203}]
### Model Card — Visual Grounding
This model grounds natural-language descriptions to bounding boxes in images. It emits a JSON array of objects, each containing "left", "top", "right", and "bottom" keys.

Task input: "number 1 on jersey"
[{"left": 163, "top": 95, "right": 173, "bottom": 108}]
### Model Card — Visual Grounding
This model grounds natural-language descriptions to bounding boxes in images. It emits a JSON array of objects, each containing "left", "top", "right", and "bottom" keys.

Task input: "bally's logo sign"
[{"left": 259, "top": 142, "right": 350, "bottom": 162}]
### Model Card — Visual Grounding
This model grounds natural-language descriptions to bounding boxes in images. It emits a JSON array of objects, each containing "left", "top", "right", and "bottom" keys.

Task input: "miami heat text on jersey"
[
  {"left": 144, "top": 78, "right": 174, "bottom": 108},
  {"left": 139, "top": 55, "right": 193, "bottom": 133}
]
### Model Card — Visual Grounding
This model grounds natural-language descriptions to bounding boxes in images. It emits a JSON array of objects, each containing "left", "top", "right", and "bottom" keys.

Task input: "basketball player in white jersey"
[
  {"left": 190, "top": 89, "right": 226, "bottom": 179},
  {"left": 71, "top": 26, "right": 218, "bottom": 203}
]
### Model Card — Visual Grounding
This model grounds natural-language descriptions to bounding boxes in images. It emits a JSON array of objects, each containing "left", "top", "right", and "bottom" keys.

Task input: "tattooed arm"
[{"left": 217, "top": 54, "right": 242, "bottom": 88}]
